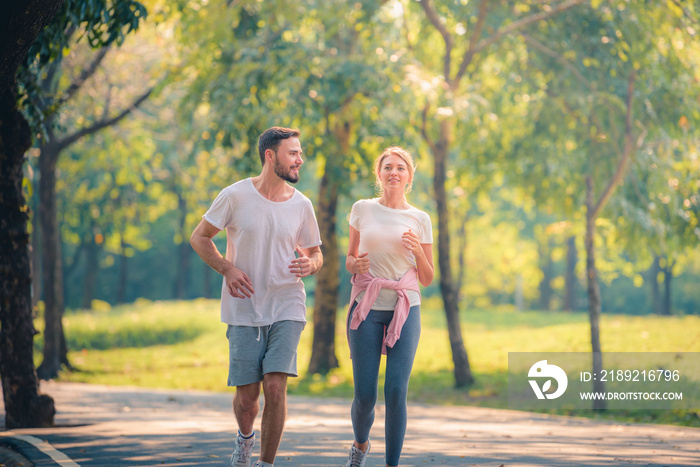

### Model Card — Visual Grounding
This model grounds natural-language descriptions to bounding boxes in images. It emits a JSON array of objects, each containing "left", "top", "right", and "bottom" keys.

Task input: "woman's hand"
[
  {"left": 401, "top": 229, "right": 422, "bottom": 255},
  {"left": 402, "top": 228, "right": 434, "bottom": 286},
  {"left": 352, "top": 252, "right": 370, "bottom": 275}
]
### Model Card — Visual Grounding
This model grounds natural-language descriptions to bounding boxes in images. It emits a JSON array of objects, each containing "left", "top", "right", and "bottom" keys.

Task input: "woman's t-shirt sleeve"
[
  {"left": 419, "top": 211, "right": 433, "bottom": 244},
  {"left": 349, "top": 200, "right": 363, "bottom": 231}
]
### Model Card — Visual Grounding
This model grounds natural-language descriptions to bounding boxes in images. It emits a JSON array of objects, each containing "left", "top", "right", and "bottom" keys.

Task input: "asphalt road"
[{"left": 1, "top": 381, "right": 699, "bottom": 466}]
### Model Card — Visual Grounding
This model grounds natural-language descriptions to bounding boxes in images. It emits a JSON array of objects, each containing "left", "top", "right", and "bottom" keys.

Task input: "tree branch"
[
  {"left": 58, "top": 45, "right": 111, "bottom": 107},
  {"left": 54, "top": 86, "right": 154, "bottom": 151},
  {"left": 64, "top": 240, "right": 85, "bottom": 278},
  {"left": 556, "top": 96, "right": 587, "bottom": 127},
  {"left": 522, "top": 32, "right": 630, "bottom": 156},
  {"left": 419, "top": 0, "right": 454, "bottom": 83},
  {"left": 454, "top": 0, "right": 490, "bottom": 84},
  {"left": 471, "top": 0, "right": 586, "bottom": 58},
  {"left": 420, "top": 103, "right": 438, "bottom": 155},
  {"left": 521, "top": 33, "right": 593, "bottom": 91},
  {"left": 591, "top": 69, "right": 636, "bottom": 219},
  {"left": 402, "top": 0, "right": 415, "bottom": 52},
  {"left": 670, "top": 0, "right": 696, "bottom": 21}
]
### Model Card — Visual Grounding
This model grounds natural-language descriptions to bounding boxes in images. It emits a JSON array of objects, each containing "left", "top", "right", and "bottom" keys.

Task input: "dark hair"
[{"left": 258, "top": 127, "right": 301, "bottom": 165}]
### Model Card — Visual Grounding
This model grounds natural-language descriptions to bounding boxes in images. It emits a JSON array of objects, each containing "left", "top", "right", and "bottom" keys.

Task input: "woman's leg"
[
  {"left": 383, "top": 306, "right": 421, "bottom": 466},
  {"left": 348, "top": 305, "right": 386, "bottom": 445}
]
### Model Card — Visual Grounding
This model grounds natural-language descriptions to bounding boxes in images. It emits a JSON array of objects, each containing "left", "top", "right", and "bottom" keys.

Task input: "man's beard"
[{"left": 274, "top": 155, "right": 299, "bottom": 183}]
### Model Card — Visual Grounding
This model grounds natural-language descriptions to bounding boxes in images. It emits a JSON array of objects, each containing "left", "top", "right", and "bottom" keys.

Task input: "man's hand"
[
  {"left": 224, "top": 267, "right": 254, "bottom": 298},
  {"left": 289, "top": 247, "right": 312, "bottom": 278}
]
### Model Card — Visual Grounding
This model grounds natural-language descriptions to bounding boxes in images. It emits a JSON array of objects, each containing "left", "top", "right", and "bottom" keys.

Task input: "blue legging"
[{"left": 348, "top": 303, "right": 421, "bottom": 467}]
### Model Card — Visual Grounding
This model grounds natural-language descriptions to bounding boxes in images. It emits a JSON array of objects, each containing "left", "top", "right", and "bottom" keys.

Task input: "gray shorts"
[{"left": 226, "top": 320, "right": 305, "bottom": 387}]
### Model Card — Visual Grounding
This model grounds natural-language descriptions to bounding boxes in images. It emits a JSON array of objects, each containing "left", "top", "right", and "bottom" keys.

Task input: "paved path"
[{"left": 1, "top": 382, "right": 699, "bottom": 466}]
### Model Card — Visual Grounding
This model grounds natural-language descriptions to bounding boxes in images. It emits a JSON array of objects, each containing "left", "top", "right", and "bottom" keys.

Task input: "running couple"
[{"left": 190, "top": 127, "right": 433, "bottom": 467}]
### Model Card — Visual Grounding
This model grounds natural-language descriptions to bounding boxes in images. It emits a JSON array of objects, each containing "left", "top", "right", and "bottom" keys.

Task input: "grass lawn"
[{"left": 35, "top": 297, "right": 700, "bottom": 427}]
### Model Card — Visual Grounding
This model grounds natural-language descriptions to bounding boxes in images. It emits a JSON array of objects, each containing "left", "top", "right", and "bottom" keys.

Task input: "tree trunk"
[
  {"left": 31, "top": 194, "right": 42, "bottom": 311},
  {"left": 0, "top": 1, "right": 63, "bottom": 91},
  {"left": 514, "top": 274, "right": 524, "bottom": 311},
  {"left": 0, "top": 0, "right": 64, "bottom": 427},
  {"left": 307, "top": 166, "right": 340, "bottom": 375},
  {"left": 456, "top": 215, "right": 468, "bottom": 301},
  {"left": 433, "top": 122, "right": 473, "bottom": 387},
  {"left": 648, "top": 255, "right": 661, "bottom": 315},
  {"left": 585, "top": 176, "right": 605, "bottom": 410},
  {"left": 308, "top": 120, "right": 350, "bottom": 375},
  {"left": 0, "top": 85, "right": 55, "bottom": 428},
  {"left": 661, "top": 260, "right": 672, "bottom": 316},
  {"left": 563, "top": 235, "right": 577, "bottom": 311},
  {"left": 82, "top": 229, "right": 99, "bottom": 309},
  {"left": 37, "top": 142, "right": 68, "bottom": 380},
  {"left": 537, "top": 237, "right": 553, "bottom": 311},
  {"left": 118, "top": 238, "right": 128, "bottom": 304},
  {"left": 173, "top": 191, "right": 189, "bottom": 299}
]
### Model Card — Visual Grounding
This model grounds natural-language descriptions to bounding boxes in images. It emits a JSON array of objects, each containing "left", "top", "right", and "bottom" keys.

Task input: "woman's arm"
[
  {"left": 401, "top": 230, "right": 434, "bottom": 286},
  {"left": 346, "top": 226, "right": 370, "bottom": 275},
  {"left": 415, "top": 243, "right": 434, "bottom": 286}
]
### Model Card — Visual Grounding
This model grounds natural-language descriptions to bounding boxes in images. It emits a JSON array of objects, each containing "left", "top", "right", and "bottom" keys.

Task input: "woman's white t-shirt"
[
  {"left": 349, "top": 198, "right": 433, "bottom": 310},
  {"left": 204, "top": 178, "right": 322, "bottom": 326}
]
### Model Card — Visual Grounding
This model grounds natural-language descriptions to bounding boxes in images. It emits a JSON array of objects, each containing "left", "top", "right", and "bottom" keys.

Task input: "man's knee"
[
  {"left": 235, "top": 382, "right": 261, "bottom": 411},
  {"left": 262, "top": 373, "right": 288, "bottom": 401}
]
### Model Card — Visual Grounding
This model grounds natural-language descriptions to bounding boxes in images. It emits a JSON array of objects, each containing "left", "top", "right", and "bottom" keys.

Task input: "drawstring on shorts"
[{"left": 255, "top": 325, "right": 272, "bottom": 342}]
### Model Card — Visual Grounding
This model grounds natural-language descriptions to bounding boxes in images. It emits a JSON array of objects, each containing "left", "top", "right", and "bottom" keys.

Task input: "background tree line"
[{"left": 1, "top": 0, "right": 698, "bottom": 426}]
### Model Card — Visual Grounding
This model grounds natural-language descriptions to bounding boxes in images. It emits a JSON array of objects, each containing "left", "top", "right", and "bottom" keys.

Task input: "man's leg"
[
  {"left": 256, "top": 320, "right": 304, "bottom": 465},
  {"left": 230, "top": 382, "right": 261, "bottom": 466},
  {"left": 234, "top": 382, "right": 261, "bottom": 435},
  {"left": 258, "top": 372, "right": 288, "bottom": 464}
]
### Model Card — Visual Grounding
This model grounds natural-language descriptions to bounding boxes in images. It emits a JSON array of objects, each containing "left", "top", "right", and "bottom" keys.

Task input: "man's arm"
[{"left": 190, "top": 219, "right": 254, "bottom": 298}]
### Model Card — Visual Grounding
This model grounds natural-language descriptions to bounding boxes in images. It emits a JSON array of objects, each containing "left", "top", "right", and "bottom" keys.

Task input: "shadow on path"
[{"left": 1, "top": 382, "right": 698, "bottom": 466}]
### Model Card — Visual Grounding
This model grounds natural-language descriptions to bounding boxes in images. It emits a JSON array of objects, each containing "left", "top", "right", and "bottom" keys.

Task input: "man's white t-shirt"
[
  {"left": 349, "top": 198, "right": 433, "bottom": 310},
  {"left": 204, "top": 178, "right": 322, "bottom": 326}
]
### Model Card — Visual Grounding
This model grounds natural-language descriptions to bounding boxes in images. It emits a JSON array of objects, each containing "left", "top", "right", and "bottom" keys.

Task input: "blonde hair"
[{"left": 374, "top": 146, "right": 416, "bottom": 195}]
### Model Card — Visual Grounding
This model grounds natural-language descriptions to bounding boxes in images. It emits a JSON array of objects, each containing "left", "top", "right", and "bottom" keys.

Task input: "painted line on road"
[{"left": 0, "top": 433, "right": 80, "bottom": 467}]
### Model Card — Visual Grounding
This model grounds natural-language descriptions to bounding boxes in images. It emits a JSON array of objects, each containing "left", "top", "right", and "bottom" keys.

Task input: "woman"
[{"left": 344, "top": 147, "right": 434, "bottom": 467}]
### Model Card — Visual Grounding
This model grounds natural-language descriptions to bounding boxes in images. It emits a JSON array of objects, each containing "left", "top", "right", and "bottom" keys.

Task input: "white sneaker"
[
  {"left": 230, "top": 432, "right": 255, "bottom": 467},
  {"left": 344, "top": 441, "right": 370, "bottom": 467}
]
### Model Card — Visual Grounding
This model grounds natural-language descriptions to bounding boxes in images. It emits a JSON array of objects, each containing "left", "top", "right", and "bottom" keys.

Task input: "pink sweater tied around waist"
[{"left": 347, "top": 269, "right": 420, "bottom": 356}]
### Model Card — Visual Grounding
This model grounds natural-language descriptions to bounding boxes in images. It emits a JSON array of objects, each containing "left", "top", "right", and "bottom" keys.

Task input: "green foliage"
[
  {"left": 31, "top": 0, "right": 146, "bottom": 56},
  {"left": 514, "top": 1, "right": 700, "bottom": 213},
  {"left": 39, "top": 0, "right": 700, "bottom": 319},
  {"left": 18, "top": 0, "right": 148, "bottom": 133},
  {"left": 58, "top": 128, "right": 171, "bottom": 256},
  {"left": 175, "top": 0, "right": 409, "bottom": 192}
]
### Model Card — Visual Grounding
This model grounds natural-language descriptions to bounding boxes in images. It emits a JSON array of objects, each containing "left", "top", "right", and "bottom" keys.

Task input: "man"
[{"left": 190, "top": 127, "right": 323, "bottom": 467}]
